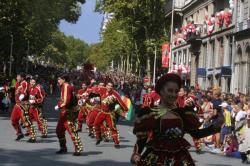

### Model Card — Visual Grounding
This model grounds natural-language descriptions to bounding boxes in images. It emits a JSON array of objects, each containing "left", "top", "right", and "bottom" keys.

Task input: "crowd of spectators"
[{"left": 178, "top": 85, "right": 250, "bottom": 163}]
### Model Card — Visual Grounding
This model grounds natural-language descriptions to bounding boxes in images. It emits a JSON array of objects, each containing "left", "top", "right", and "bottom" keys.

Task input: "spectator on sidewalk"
[{"left": 220, "top": 102, "right": 232, "bottom": 148}]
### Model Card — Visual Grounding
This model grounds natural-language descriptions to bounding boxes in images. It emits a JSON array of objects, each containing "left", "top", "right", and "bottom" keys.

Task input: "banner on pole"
[{"left": 162, "top": 43, "right": 170, "bottom": 68}]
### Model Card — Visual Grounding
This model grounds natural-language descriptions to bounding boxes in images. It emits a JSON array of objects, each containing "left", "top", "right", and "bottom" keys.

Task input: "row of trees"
[
  {"left": 89, "top": 0, "right": 170, "bottom": 79},
  {"left": 0, "top": 0, "right": 89, "bottom": 75}
]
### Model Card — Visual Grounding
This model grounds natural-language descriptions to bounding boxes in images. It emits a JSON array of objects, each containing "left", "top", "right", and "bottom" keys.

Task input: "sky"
[{"left": 59, "top": 0, "right": 103, "bottom": 44}]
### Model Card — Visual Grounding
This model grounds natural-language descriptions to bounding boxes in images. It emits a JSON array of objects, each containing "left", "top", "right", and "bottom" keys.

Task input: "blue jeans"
[{"left": 220, "top": 126, "right": 232, "bottom": 143}]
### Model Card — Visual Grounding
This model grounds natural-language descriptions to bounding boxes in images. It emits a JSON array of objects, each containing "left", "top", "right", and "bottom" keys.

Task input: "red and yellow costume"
[
  {"left": 86, "top": 90, "right": 102, "bottom": 137},
  {"left": 93, "top": 87, "right": 128, "bottom": 146},
  {"left": 142, "top": 90, "right": 160, "bottom": 108},
  {"left": 29, "top": 85, "right": 47, "bottom": 137},
  {"left": 131, "top": 106, "right": 221, "bottom": 166},
  {"left": 56, "top": 83, "right": 83, "bottom": 153},
  {"left": 77, "top": 88, "right": 90, "bottom": 131},
  {"left": 11, "top": 80, "right": 36, "bottom": 140}
]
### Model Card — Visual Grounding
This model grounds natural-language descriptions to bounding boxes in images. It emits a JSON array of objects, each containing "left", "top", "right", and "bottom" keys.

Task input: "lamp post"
[
  {"left": 170, "top": 0, "right": 175, "bottom": 72},
  {"left": 153, "top": 45, "right": 157, "bottom": 86},
  {"left": 9, "top": 34, "right": 13, "bottom": 77}
]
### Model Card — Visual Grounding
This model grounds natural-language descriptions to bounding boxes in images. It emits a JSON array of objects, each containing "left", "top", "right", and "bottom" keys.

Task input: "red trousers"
[
  {"left": 11, "top": 104, "right": 36, "bottom": 139},
  {"left": 94, "top": 111, "right": 119, "bottom": 145},
  {"left": 11, "top": 104, "right": 25, "bottom": 136},
  {"left": 56, "top": 110, "right": 83, "bottom": 153},
  {"left": 86, "top": 108, "right": 99, "bottom": 134},
  {"left": 29, "top": 106, "right": 47, "bottom": 136},
  {"left": 77, "top": 106, "right": 88, "bottom": 130}
]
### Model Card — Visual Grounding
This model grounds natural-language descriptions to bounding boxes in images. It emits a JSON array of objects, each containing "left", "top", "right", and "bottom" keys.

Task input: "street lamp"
[
  {"left": 149, "top": 42, "right": 157, "bottom": 86},
  {"left": 153, "top": 45, "right": 157, "bottom": 86},
  {"left": 170, "top": 0, "right": 175, "bottom": 72}
]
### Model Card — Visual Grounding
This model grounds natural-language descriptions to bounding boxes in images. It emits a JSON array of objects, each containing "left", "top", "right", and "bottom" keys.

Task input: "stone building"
[
  {"left": 166, "top": 0, "right": 235, "bottom": 92},
  {"left": 233, "top": 0, "right": 250, "bottom": 94}
]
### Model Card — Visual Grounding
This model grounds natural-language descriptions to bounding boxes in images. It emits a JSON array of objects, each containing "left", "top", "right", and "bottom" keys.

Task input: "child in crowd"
[{"left": 223, "top": 134, "right": 238, "bottom": 157}]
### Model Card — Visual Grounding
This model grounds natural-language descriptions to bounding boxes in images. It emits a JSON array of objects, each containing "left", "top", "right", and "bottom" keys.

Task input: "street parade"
[{"left": 1, "top": 0, "right": 250, "bottom": 166}]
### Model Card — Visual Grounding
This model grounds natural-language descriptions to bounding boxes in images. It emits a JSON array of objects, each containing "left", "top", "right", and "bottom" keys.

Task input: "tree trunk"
[{"left": 147, "top": 54, "right": 151, "bottom": 82}]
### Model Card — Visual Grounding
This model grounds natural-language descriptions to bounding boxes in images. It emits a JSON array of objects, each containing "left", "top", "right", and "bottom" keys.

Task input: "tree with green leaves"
[
  {"left": 41, "top": 31, "right": 89, "bottom": 69},
  {"left": 95, "top": 0, "right": 170, "bottom": 80},
  {"left": 0, "top": 0, "right": 86, "bottom": 74}
]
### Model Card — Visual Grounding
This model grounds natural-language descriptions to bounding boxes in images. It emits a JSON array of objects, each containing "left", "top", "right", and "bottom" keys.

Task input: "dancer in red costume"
[
  {"left": 28, "top": 77, "right": 48, "bottom": 138},
  {"left": 55, "top": 75, "right": 83, "bottom": 156},
  {"left": 86, "top": 89, "right": 102, "bottom": 138},
  {"left": 131, "top": 73, "right": 223, "bottom": 166},
  {"left": 142, "top": 86, "right": 160, "bottom": 108},
  {"left": 76, "top": 82, "right": 90, "bottom": 132},
  {"left": 93, "top": 82, "right": 128, "bottom": 148},
  {"left": 10, "top": 73, "right": 36, "bottom": 142}
]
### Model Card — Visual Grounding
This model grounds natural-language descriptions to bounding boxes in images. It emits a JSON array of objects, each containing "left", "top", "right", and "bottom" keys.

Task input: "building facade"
[
  {"left": 233, "top": 0, "right": 250, "bottom": 94},
  {"left": 166, "top": 0, "right": 235, "bottom": 93}
]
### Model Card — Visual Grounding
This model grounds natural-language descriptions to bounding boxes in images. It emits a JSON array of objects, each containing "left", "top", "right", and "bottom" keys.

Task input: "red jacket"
[
  {"left": 29, "top": 85, "right": 44, "bottom": 105},
  {"left": 77, "top": 89, "right": 89, "bottom": 98},
  {"left": 177, "top": 95, "right": 186, "bottom": 108},
  {"left": 15, "top": 80, "right": 29, "bottom": 103},
  {"left": 58, "top": 83, "right": 73, "bottom": 109},
  {"left": 100, "top": 88, "right": 128, "bottom": 112},
  {"left": 142, "top": 91, "right": 160, "bottom": 108}
]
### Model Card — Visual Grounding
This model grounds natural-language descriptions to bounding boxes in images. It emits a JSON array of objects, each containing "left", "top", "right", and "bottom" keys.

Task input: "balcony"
[{"left": 165, "top": 0, "right": 184, "bottom": 17}]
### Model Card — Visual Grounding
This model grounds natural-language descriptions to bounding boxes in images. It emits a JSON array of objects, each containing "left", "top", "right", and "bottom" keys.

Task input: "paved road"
[{"left": 0, "top": 95, "right": 246, "bottom": 166}]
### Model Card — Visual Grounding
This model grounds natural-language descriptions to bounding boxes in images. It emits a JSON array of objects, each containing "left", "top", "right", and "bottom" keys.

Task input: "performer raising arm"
[{"left": 131, "top": 73, "right": 224, "bottom": 166}]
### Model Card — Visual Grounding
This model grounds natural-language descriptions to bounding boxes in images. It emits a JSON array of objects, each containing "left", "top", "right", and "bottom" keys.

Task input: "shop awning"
[
  {"left": 197, "top": 68, "right": 206, "bottom": 77},
  {"left": 221, "top": 66, "right": 232, "bottom": 77},
  {"left": 207, "top": 68, "right": 214, "bottom": 77}
]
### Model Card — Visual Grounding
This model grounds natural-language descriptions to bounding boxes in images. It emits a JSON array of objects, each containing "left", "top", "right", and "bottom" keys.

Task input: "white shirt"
[{"left": 235, "top": 110, "right": 247, "bottom": 122}]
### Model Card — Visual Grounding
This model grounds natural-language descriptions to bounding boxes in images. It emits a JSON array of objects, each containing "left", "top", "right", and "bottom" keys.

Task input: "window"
[
  {"left": 196, "top": 11, "right": 199, "bottom": 23},
  {"left": 205, "top": 6, "right": 208, "bottom": 16},
  {"left": 240, "top": 0, "right": 244, "bottom": 22},
  {"left": 210, "top": 40, "right": 215, "bottom": 68},
  {"left": 183, "top": 49, "right": 187, "bottom": 65},
  {"left": 219, "top": 37, "right": 224, "bottom": 66},
  {"left": 203, "top": 43, "right": 207, "bottom": 67},
  {"left": 174, "top": 52, "right": 177, "bottom": 64},
  {"left": 229, "top": 36, "right": 233, "bottom": 65},
  {"left": 248, "top": 0, "right": 250, "bottom": 19},
  {"left": 178, "top": 51, "right": 182, "bottom": 64}
]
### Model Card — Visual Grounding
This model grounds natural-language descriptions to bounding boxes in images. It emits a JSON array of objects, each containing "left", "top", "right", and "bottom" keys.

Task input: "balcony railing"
[{"left": 165, "top": 0, "right": 184, "bottom": 16}]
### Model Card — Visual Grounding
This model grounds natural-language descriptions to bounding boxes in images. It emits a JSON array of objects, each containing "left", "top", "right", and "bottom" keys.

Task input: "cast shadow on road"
[
  {"left": 96, "top": 144, "right": 134, "bottom": 149},
  {"left": 80, "top": 160, "right": 131, "bottom": 166},
  {"left": 208, "top": 164, "right": 232, "bottom": 166},
  {"left": 0, "top": 111, "right": 11, "bottom": 118},
  {"left": 0, "top": 148, "right": 129, "bottom": 166},
  {"left": 117, "top": 120, "right": 134, "bottom": 127},
  {"left": 16, "top": 138, "right": 57, "bottom": 144}
]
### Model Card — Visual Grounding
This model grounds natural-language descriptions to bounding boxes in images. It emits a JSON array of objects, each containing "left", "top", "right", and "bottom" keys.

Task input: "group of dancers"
[
  {"left": 10, "top": 73, "right": 128, "bottom": 156},
  {"left": 11, "top": 73, "right": 48, "bottom": 143},
  {"left": 9, "top": 71, "right": 225, "bottom": 165}
]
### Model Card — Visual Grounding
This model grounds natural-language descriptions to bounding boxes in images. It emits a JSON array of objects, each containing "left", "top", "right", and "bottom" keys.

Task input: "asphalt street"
[{"left": 0, "top": 95, "right": 247, "bottom": 166}]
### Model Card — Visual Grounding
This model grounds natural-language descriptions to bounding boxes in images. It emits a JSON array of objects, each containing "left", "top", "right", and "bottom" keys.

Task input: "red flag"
[{"left": 162, "top": 44, "right": 170, "bottom": 68}]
